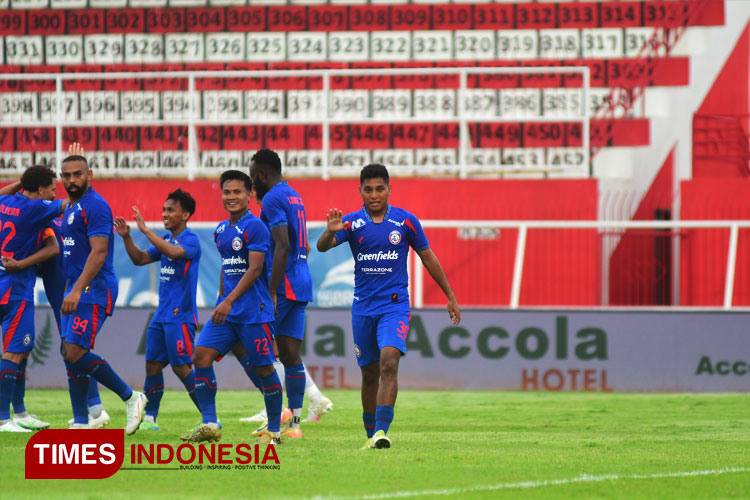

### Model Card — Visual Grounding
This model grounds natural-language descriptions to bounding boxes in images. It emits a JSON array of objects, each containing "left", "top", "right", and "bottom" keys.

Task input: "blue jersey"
[
  {"left": 335, "top": 205, "right": 429, "bottom": 316},
  {"left": 146, "top": 228, "right": 201, "bottom": 325},
  {"left": 260, "top": 181, "right": 313, "bottom": 302},
  {"left": 214, "top": 211, "right": 274, "bottom": 324},
  {"left": 40, "top": 218, "right": 66, "bottom": 327},
  {"left": 62, "top": 188, "right": 118, "bottom": 314},
  {"left": 0, "top": 194, "right": 63, "bottom": 302}
]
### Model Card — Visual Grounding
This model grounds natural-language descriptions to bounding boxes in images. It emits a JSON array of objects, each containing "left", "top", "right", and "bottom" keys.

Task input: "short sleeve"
[
  {"left": 178, "top": 233, "right": 201, "bottom": 260},
  {"left": 146, "top": 246, "right": 161, "bottom": 261},
  {"left": 334, "top": 214, "right": 353, "bottom": 245},
  {"left": 245, "top": 220, "right": 270, "bottom": 254},
  {"left": 405, "top": 213, "right": 429, "bottom": 251},
  {"left": 261, "top": 192, "right": 288, "bottom": 230},
  {"left": 29, "top": 199, "right": 63, "bottom": 226},
  {"left": 85, "top": 200, "right": 113, "bottom": 239},
  {"left": 42, "top": 227, "right": 56, "bottom": 241}
]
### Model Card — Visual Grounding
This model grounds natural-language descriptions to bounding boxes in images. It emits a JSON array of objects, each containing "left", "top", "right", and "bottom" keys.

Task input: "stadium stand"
[{"left": 0, "top": 0, "right": 748, "bottom": 308}]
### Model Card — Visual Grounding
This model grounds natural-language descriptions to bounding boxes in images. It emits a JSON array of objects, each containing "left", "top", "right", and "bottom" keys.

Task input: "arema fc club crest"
[
  {"left": 354, "top": 344, "right": 361, "bottom": 357},
  {"left": 23, "top": 334, "right": 31, "bottom": 346},
  {"left": 389, "top": 230, "right": 401, "bottom": 245},
  {"left": 67, "top": 212, "right": 75, "bottom": 225},
  {"left": 231, "top": 237, "right": 243, "bottom": 251}
]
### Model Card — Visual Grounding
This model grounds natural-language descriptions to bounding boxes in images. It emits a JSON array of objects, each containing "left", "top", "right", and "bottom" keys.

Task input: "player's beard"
[
  {"left": 254, "top": 180, "right": 269, "bottom": 201},
  {"left": 65, "top": 179, "right": 88, "bottom": 199}
]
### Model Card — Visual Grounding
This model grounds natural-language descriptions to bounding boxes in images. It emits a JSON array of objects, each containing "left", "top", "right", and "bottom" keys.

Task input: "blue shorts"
[
  {"left": 197, "top": 320, "right": 276, "bottom": 367},
  {"left": 352, "top": 311, "right": 410, "bottom": 367},
  {"left": 61, "top": 303, "right": 108, "bottom": 350},
  {"left": 146, "top": 321, "right": 195, "bottom": 366},
  {"left": 1, "top": 300, "right": 34, "bottom": 354},
  {"left": 274, "top": 295, "right": 306, "bottom": 341}
]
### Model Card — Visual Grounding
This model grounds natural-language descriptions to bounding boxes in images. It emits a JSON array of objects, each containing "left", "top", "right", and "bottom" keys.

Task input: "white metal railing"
[
  {"left": 0, "top": 67, "right": 590, "bottom": 179},
  {"left": 178, "top": 219, "right": 750, "bottom": 310}
]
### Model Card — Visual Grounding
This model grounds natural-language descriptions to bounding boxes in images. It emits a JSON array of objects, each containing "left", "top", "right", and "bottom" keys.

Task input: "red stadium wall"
[
  {"left": 609, "top": 148, "right": 674, "bottom": 305},
  {"left": 94, "top": 178, "right": 598, "bottom": 306},
  {"left": 692, "top": 22, "right": 750, "bottom": 178},
  {"left": 680, "top": 179, "right": 750, "bottom": 306}
]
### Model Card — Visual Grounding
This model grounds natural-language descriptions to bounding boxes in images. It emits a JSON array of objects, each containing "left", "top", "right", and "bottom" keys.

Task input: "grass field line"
[{"left": 307, "top": 467, "right": 750, "bottom": 500}]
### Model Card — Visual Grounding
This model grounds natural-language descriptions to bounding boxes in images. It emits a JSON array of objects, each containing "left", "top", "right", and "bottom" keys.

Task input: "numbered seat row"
[
  {"left": 0, "top": 120, "right": 649, "bottom": 154},
  {"left": 0, "top": 87, "right": 653, "bottom": 125},
  {"left": 0, "top": 1, "right": 724, "bottom": 34},
  {"left": 1, "top": 28, "right": 692, "bottom": 66},
  {"left": 0, "top": 147, "right": 589, "bottom": 176}
]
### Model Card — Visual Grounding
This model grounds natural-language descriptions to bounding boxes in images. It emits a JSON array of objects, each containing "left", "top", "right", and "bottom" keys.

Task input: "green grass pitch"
[{"left": 1, "top": 390, "right": 749, "bottom": 499}]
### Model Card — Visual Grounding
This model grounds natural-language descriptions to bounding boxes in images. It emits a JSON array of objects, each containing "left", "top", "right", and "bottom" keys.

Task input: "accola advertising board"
[{"left": 24, "top": 308, "right": 750, "bottom": 393}]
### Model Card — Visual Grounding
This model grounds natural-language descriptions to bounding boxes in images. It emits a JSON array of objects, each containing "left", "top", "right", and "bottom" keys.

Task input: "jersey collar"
[
  {"left": 170, "top": 227, "right": 190, "bottom": 243},
  {"left": 361, "top": 204, "right": 391, "bottom": 223},
  {"left": 229, "top": 209, "right": 252, "bottom": 228}
]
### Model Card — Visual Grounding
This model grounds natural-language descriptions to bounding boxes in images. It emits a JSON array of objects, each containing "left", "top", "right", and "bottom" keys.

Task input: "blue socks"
[
  {"left": 12, "top": 358, "right": 26, "bottom": 414},
  {"left": 375, "top": 405, "right": 394, "bottom": 435},
  {"left": 0, "top": 359, "right": 18, "bottom": 420},
  {"left": 180, "top": 370, "right": 201, "bottom": 411},
  {"left": 363, "top": 412, "right": 376, "bottom": 438},
  {"left": 194, "top": 366, "right": 218, "bottom": 424},
  {"left": 65, "top": 360, "right": 90, "bottom": 424},
  {"left": 143, "top": 373, "right": 165, "bottom": 419},
  {"left": 239, "top": 354, "right": 264, "bottom": 391},
  {"left": 285, "top": 363, "right": 306, "bottom": 411},
  {"left": 87, "top": 381, "right": 102, "bottom": 406},
  {"left": 260, "top": 371, "right": 283, "bottom": 433},
  {"left": 72, "top": 352, "right": 133, "bottom": 401}
]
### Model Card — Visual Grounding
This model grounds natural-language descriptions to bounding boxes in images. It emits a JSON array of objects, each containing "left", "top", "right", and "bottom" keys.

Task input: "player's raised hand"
[
  {"left": 67, "top": 142, "right": 84, "bottom": 157},
  {"left": 326, "top": 208, "right": 346, "bottom": 232},
  {"left": 114, "top": 217, "right": 130, "bottom": 237},
  {"left": 447, "top": 297, "right": 461, "bottom": 325},
  {"left": 132, "top": 206, "right": 149, "bottom": 233}
]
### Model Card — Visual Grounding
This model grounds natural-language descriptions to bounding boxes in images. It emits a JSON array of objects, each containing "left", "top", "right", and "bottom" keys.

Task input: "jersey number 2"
[{"left": 0, "top": 221, "right": 16, "bottom": 258}]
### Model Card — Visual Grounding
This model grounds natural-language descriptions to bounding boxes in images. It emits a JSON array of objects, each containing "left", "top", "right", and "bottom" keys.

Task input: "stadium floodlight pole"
[{"left": 723, "top": 223, "right": 739, "bottom": 310}]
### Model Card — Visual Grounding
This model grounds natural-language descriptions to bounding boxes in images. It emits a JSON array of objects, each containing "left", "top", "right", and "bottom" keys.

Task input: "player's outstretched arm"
[
  {"left": 131, "top": 206, "right": 187, "bottom": 260},
  {"left": 211, "top": 251, "right": 265, "bottom": 325},
  {"left": 114, "top": 216, "right": 154, "bottom": 266},
  {"left": 316, "top": 208, "right": 345, "bottom": 252},
  {"left": 61, "top": 236, "right": 108, "bottom": 315},
  {"left": 2, "top": 232, "right": 59, "bottom": 273},
  {"left": 417, "top": 248, "right": 461, "bottom": 325}
]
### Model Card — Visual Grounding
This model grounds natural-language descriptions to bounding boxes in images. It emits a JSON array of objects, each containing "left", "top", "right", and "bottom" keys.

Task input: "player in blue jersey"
[
  {"left": 59, "top": 150, "right": 146, "bottom": 433},
  {"left": 232, "top": 148, "right": 332, "bottom": 438},
  {"left": 35, "top": 144, "right": 111, "bottom": 430},
  {"left": 0, "top": 167, "right": 65, "bottom": 432},
  {"left": 115, "top": 189, "right": 202, "bottom": 431},
  {"left": 317, "top": 164, "right": 461, "bottom": 449},
  {"left": 181, "top": 170, "right": 282, "bottom": 445}
]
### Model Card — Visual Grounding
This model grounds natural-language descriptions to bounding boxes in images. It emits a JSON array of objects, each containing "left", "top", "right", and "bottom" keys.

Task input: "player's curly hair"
[
  {"left": 360, "top": 163, "right": 389, "bottom": 185},
  {"left": 167, "top": 188, "right": 196, "bottom": 217},
  {"left": 21, "top": 165, "right": 57, "bottom": 193},
  {"left": 220, "top": 169, "right": 253, "bottom": 192},
  {"left": 250, "top": 148, "right": 282, "bottom": 174}
]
